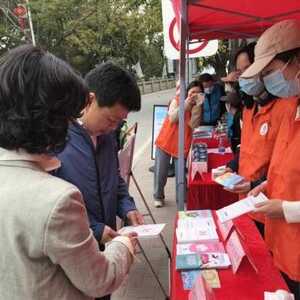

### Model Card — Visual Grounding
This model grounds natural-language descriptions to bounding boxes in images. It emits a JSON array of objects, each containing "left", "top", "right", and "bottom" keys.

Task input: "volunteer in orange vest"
[
  {"left": 224, "top": 44, "right": 295, "bottom": 237},
  {"left": 241, "top": 19, "right": 300, "bottom": 300},
  {"left": 153, "top": 80, "right": 203, "bottom": 207}
]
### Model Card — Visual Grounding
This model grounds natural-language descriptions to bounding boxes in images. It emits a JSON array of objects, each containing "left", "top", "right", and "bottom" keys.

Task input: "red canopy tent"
[
  {"left": 172, "top": 0, "right": 300, "bottom": 210},
  {"left": 172, "top": 0, "right": 300, "bottom": 40}
]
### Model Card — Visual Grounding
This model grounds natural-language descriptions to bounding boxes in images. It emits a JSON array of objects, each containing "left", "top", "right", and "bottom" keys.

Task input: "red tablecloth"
[
  {"left": 170, "top": 214, "right": 288, "bottom": 300},
  {"left": 188, "top": 139, "right": 238, "bottom": 210}
]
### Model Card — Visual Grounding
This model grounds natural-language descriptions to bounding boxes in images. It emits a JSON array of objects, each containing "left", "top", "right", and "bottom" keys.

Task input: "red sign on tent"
[{"left": 171, "top": 0, "right": 300, "bottom": 40}]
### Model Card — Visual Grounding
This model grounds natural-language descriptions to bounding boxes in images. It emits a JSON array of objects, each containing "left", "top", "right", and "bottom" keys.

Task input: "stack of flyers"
[
  {"left": 181, "top": 270, "right": 221, "bottom": 290},
  {"left": 179, "top": 210, "right": 213, "bottom": 219},
  {"left": 199, "top": 253, "right": 231, "bottom": 269},
  {"left": 176, "top": 254, "right": 202, "bottom": 270},
  {"left": 176, "top": 226, "right": 219, "bottom": 244},
  {"left": 177, "top": 241, "right": 225, "bottom": 256},
  {"left": 181, "top": 270, "right": 201, "bottom": 290},
  {"left": 214, "top": 172, "right": 244, "bottom": 189},
  {"left": 202, "top": 270, "right": 221, "bottom": 288}
]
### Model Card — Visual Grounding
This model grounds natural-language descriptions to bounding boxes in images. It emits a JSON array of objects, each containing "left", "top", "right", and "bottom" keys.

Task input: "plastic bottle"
[{"left": 218, "top": 135, "right": 226, "bottom": 154}]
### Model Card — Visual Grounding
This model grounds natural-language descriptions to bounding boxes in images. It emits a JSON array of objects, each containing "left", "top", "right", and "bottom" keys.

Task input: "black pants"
[{"left": 281, "top": 271, "right": 300, "bottom": 300}]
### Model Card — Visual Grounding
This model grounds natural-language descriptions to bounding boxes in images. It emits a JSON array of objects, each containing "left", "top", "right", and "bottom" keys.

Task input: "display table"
[
  {"left": 187, "top": 137, "right": 238, "bottom": 210},
  {"left": 170, "top": 214, "right": 288, "bottom": 300}
]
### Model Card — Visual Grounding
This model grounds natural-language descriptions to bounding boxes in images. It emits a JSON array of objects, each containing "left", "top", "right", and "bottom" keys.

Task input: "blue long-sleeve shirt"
[{"left": 53, "top": 121, "right": 136, "bottom": 242}]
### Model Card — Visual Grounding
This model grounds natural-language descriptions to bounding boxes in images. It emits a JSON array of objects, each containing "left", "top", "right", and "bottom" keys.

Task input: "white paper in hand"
[
  {"left": 118, "top": 223, "right": 166, "bottom": 239},
  {"left": 216, "top": 193, "right": 268, "bottom": 223}
]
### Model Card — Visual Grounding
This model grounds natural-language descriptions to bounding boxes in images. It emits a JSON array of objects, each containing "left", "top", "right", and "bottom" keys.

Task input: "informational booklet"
[
  {"left": 202, "top": 269, "right": 221, "bottom": 288},
  {"left": 181, "top": 270, "right": 201, "bottom": 290},
  {"left": 118, "top": 223, "right": 165, "bottom": 239},
  {"left": 216, "top": 193, "right": 269, "bottom": 223},
  {"left": 176, "top": 226, "right": 219, "bottom": 244},
  {"left": 178, "top": 218, "right": 216, "bottom": 231},
  {"left": 177, "top": 241, "right": 225, "bottom": 255},
  {"left": 214, "top": 172, "right": 244, "bottom": 189},
  {"left": 199, "top": 253, "right": 231, "bottom": 269},
  {"left": 181, "top": 269, "right": 221, "bottom": 290},
  {"left": 176, "top": 254, "right": 202, "bottom": 270},
  {"left": 179, "top": 210, "right": 213, "bottom": 219}
]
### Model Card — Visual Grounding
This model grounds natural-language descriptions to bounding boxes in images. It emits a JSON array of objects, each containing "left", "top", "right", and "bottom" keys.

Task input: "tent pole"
[{"left": 177, "top": 0, "right": 187, "bottom": 211}]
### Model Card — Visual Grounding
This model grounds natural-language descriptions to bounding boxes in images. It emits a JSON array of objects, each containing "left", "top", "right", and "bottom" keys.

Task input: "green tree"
[
  {"left": 197, "top": 40, "right": 230, "bottom": 77},
  {"left": 0, "top": 0, "right": 164, "bottom": 77}
]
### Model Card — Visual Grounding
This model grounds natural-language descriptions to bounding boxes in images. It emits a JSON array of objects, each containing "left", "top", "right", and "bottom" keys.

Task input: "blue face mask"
[
  {"left": 263, "top": 69, "right": 300, "bottom": 98},
  {"left": 238, "top": 77, "right": 265, "bottom": 96}
]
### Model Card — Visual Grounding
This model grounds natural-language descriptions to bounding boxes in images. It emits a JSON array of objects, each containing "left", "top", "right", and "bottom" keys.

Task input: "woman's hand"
[
  {"left": 224, "top": 181, "right": 251, "bottom": 194},
  {"left": 184, "top": 96, "right": 196, "bottom": 111},
  {"left": 247, "top": 180, "right": 267, "bottom": 197},
  {"left": 253, "top": 200, "right": 284, "bottom": 219}
]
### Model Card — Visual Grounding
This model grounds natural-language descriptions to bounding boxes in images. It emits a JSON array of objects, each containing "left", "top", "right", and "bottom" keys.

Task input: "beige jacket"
[{"left": 0, "top": 149, "right": 133, "bottom": 300}]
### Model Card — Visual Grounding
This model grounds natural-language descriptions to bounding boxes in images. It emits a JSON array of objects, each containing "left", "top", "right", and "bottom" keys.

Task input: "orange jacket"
[
  {"left": 265, "top": 97, "right": 300, "bottom": 281},
  {"left": 155, "top": 98, "right": 192, "bottom": 158},
  {"left": 239, "top": 99, "right": 296, "bottom": 223}
]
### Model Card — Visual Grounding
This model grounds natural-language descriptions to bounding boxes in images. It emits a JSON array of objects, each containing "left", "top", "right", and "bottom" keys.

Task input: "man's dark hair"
[
  {"left": 0, "top": 45, "right": 88, "bottom": 154},
  {"left": 85, "top": 62, "right": 141, "bottom": 111},
  {"left": 198, "top": 73, "right": 214, "bottom": 83},
  {"left": 234, "top": 42, "right": 256, "bottom": 66},
  {"left": 187, "top": 80, "right": 203, "bottom": 93}
]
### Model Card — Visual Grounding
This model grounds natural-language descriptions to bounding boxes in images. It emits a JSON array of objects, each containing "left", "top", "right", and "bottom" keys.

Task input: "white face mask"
[
  {"left": 263, "top": 60, "right": 300, "bottom": 98},
  {"left": 204, "top": 86, "right": 213, "bottom": 94}
]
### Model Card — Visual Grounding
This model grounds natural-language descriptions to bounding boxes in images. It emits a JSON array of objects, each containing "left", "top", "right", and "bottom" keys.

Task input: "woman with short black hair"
[{"left": 0, "top": 45, "right": 136, "bottom": 300}]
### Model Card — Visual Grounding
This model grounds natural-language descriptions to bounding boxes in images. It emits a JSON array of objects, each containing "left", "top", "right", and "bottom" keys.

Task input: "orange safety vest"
[
  {"left": 239, "top": 98, "right": 296, "bottom": 223},
  {"left": 155, "top": 97, "right": 192, "bottom": 158},
  {"left": 265, "top": 97, "right": 300, "bottom": 281}
]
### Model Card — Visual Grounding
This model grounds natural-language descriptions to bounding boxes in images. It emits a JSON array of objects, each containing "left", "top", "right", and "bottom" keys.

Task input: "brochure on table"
[
  {"left": 176, "top": 210, "right": 230, "bottom": 291},
  {"left": 176, "top": 209, "right": 260, "bottom": 292}
]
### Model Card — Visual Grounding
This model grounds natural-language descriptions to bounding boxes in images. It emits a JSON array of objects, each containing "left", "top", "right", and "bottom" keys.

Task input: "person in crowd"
[
  {"left": 154, "top": 80, "right": 204, "bottom": 207},
  {"left": 198, "top": 73, "right": 225, "bottom": 126},
  {"left": 221, "top": 42, "right": 295, "bottom": 237},
  {"left": 241, "top": 19, "right": 300, "bottom": 299},
  {"left": 221, "top": 91, "right": 243, "bottom": 153},
  {"left": 0, "top": 45, "right": 136, "bottom": 299},
  {"left": 54, "top": 62, "right": 143, "bottom": 300}
]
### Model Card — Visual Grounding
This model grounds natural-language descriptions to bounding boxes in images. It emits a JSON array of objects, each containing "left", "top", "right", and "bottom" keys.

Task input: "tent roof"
[{"left": 172, "top": 0, "right": 300, "bottom": 40}]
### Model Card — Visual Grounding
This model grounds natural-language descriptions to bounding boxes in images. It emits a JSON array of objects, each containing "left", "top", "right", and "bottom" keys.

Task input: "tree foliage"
[
  {"left": 0, "top": 0, "right": 231, "bottom": 78},
  {"left": 0, "top": 0, "right": 164, "bottom": 77},
  {"left": 197, "top": 40, "right": 229, "bottom": 77}
]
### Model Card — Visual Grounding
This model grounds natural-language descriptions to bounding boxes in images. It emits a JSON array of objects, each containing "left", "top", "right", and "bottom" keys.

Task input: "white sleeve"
[{"left": 282, "top": 201, "right": 300, "bottom": 223}]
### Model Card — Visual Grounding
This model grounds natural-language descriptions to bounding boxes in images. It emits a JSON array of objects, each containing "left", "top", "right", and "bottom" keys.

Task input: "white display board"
[{"left": 151, "top": 105, "right": 168, "bottom": 160}]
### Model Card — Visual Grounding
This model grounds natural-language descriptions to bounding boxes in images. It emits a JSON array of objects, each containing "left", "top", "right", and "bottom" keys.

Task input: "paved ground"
[{"left": 112, "top": 89, "right": 177, "bottom": 300}]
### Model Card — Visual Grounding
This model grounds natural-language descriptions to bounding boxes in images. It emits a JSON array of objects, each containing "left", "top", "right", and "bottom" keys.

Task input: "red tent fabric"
[{"left": 172, "top": 0, "right": 300, "bottom": 40}]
